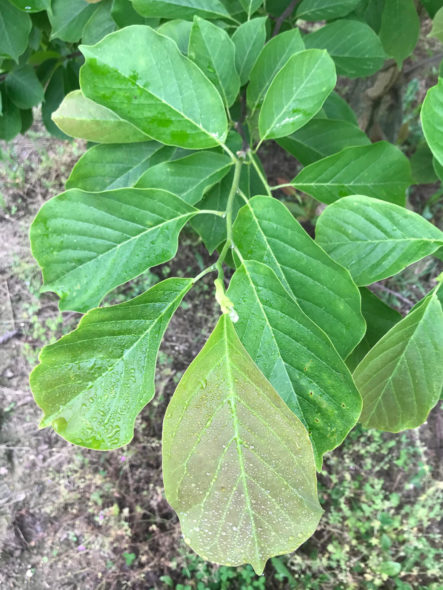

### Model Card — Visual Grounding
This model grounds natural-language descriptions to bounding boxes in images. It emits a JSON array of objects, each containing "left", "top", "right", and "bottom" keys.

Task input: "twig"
[
  {"left": 0, "top": 329, "right": 18, "bottom": 345},
  {"left": 272, "top": 0, "right": 299, "bottom": 37},
  {"left": 404, "top": 53, "right": 443, "bottom": 76},
  {"left": 370, "top": 283, "right": 414, "bottom": 309}
]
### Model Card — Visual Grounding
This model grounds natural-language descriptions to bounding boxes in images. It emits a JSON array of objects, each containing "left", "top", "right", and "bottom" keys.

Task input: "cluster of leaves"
[{"left": 5, "top": 0, "right": 443, "bottom": 575}]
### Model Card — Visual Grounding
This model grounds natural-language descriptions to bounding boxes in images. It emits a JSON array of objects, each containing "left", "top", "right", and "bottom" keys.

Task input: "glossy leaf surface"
[
  {"left": 228, "top": 260, "right": 362, "bottom": 467},
  {"left": 316, "top": 195, "right": 443, "bottom": 285},
  {"left": 163, "top": 314, "right": 322, "bottom": 574},
  {"left": 80, "top": 25, "right": 228, "bottom": 148},
  {"left": 296, "top": 0, "right": 360, "bottom": 21},
  {"left": 355, "top": 288, "right": 443, "bottom": 431},
  {"left": 52, "top": 90, "right": 150, "bottom": 143},
  {"left": 131, "top": 0, "right": 232, "bottom": 19},
  {"left": 422, "top": 77, "right": 443, "bottom": 166},
  {"left": 233, "top": 196, "right": 365, "bottom": 358},
  {"left": 292, "top": 142, "right": 411, "bottom": 205},
  {"left": 259, "top": 49, "right": 336, "bottom": 141},
  {"left": 232, "top": 17, "right": 267, "bottom": 86},
  {"left": 31, "top": 278, "right": 192, "bottom": 449},
  {"left": 31, "top": 188, "right": 197, "bottom": 312}
]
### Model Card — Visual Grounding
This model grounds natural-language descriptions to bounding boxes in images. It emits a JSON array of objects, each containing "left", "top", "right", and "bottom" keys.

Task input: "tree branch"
[{"left": 272, "top": 0, "right": 299, "bottom": 37}]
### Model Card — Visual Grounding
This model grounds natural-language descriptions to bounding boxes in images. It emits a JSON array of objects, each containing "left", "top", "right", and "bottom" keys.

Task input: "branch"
[{"left": 272, "top": 0, "right": 299, "bottom": 37}]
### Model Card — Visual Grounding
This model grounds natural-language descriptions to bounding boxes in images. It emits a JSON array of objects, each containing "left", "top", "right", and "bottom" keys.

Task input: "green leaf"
[
  {"left": 0, "top": 0, "right": 31, "bottom": 62},
  {"left": 49, "top": 0, "right": 97, "bottom": 42},
  {"left": 304, "top": 19, "right": 386, "bottom": 78},
  {"left": 232, "top": 17, "right": 267, "bottom": 86},
  {"left": 292, "top": 142, "right": 412, "bottom": 206},
  {"left": 30, "top": 188, "right": 197, "bottom": 312},
  {"left": 131, "top": 0, "right": 233, "bottom": 20},
  {"left": 82, "top": 0, "right": 116, "bottom": 45},
  {"left": 422, "top": 78, "right": 443, "bottom": 166},
  {"left": 188, "top": 17, "right": 240, "bottom": 107},
  {"left": 8, "top": 0, "right": 50, "bottom": 12},
  {"left": 247, "top": 29, "right": 305, "bottom": 114},
  {"left": 41, "top": 67, "right": 71, "bottom": 140},
  {"left": 31, "top": 278, "right": 193, "bottom": 449},
  {"left": 80, "top": 25, "right": 228, "bottom": 149},
  {"left": 321, "top": 91, "right": 358, "bottom": 125},
  {"left": 379, "top": 0, "right": 419, "bottom": 67},
  {"left": 157, "top": 19, "right": 193, "bottom": 54},
  {"left": 52, "top": 90, "right": 151, "bottom": 143},
  {"left": 233, "top": 196, "right": 365, "bottom": 358},
  {"left": 346, "top": 288, "right": 401, "bottom": 371},
  {"left": 410, "top": 141, "right": 439, "bottom": 185},
  {"left": 430, "top": 7, "right": 443, "bottom": 42},
  {"left": 239, "top": 0, "right": 262, "bottom": 17},
  {"left": 259, "top": 49, "right": 336, "bottom": 141},
  {"left": 135, "top": 152, "right": 233, "bottom": 205},
  {"left": 162, "top": 314, "right": 322, "bottom": 574},
  {"left": 315, "top": 195, "right": 443, "bottom": 285},
  {"left": 277, "top": 118, "right": 370, "bottom": 166},
  {"left": 66, "top": 142, "right": 169, "bottom": 191},
  {"left": 111, "top": 0, "right": 157, "bottom": 26},
  {"left": 0, "top": 88, "right": 22, "bottom": 141},
  {"left": 354, "top": 288, "right": 443, "bottom": 431},
  {"left": 421, "top": 0, "right": 443, "bottom": 18},
  {"left": 5, "top": 65, "right": 44, "bottom": 109},
  {"left": 227, "top": 260, "right": 362, "bottom": 467},
  {"left": 296, "top": 0, "right": 360, "bottom": 21},
  {"left": 20, "top": 108, "right": 33, "bottom": 134}
]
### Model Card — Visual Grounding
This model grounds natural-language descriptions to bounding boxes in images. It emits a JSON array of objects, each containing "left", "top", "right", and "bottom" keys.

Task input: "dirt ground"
[{"left": 1, "top": 83, "right": 442, "bottom": 590}]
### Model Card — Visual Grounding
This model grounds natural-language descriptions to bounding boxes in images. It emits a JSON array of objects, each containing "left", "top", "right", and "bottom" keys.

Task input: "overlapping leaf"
[
  {"left": 422, "top": 77, "right": 443, "bottom": 166},
  {"left": 227, "top": 260, "right": 362, "bottom": 467},
  {"left": 296, "top": 0, "right": 360, "bottom": 21},
  {"left": 379, "top": 0, "right": 419, "bottom": 67},
  {"left": 131, "top": 0, "right": 233, "bottom": 20},
  {"left": 49, "top": 0, "right": 97, "bottom": 42},
  {"left": 80, "top": 25, "right": 228, "bottom": 148},
  {"left": 31, "top": 188, "right": 197, "bottom": 312},
  {"left": 5, "top": 65, "right": 44, "bottom": 109},
  {"left": 315, "top": 195, "right": 443, "bottom": 285},
  {"left": 292, "top": 142, "right": 412, "bottom": 205},
  {"left": 355, "top": 285, "right": 443, "bottom": 431},
  {"left": 31, "top": 278, "right": 193, "bottom": 449},
  {"left": 0, "top": 0, "right": 31, "bottom": 62},
  {"left": 233, "top": 196, "right": 365, "bottom": 357},
  {"left": 232, "top": 17, "right": 267, "bottom": 85},
  {"left": 163, "top": 314, "right": 322, "bottom": 574}
]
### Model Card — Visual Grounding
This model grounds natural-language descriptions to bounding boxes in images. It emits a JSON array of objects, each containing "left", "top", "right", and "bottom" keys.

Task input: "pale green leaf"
[
  {"left": 66, "top": 142, "right": 170, "bottom": 191},
  {"left": 162, "top": 314, "right": 322, "bottom": 574},
  {"left": 228, "top": 260, "right": 362, "bottom": 467},
  {"left": 292, "top": 142, "right": 412, "bottom": 205},
  {"left": 259, "top": 49, "right": 336, "bottom": 141},
  {"left": 31, "top": 278, "right": 193, "bottom": 449},
  {"left": 239, "top": 0, "right": 262, "bottom": 17},
  {"left": 304, "top": 19, "right": 386, "bottom": 78},
  {"left": 232, "top": 17, "right": 267, "bottom": 86},
  {"left": 0, "top": 0, "right": 31, "bottom": 62},
  {"left": 157, "top": 19, "right": 192, "bottom": 54},
  {"left": 315, "top": 195, "right": 443, "bottom": 285},
  {"left": 52, "top": 90, "right": 151, "bottom": 143},
  {"left": 131, "top": 0, "right": 233, "bottom": 19},
  {"left": 31, "top": 188, "right": 197, "bottom": 312},
  {"left": 379, "top": 0, "right": 419, "bottom": 67},
  {"left": 80, "top": 25, "right": 228, "bottom": 149},
  {"left": 247, "top": 29, "right": 305, "bottom": 114},
  {"left": 135, "top": 151, "right": 233, "bottom": 205},
  {"left": 430, "top": 6, "right": 443, "bottom": 41},
  {"left": 5, "top": 65, "right": 44, "bottom": 109},
  {"left": 49, "top": 0, "right": 97, "bottom": 42},
  {"left": 82, "top": 0, "right": 116, "bottom": 45},
  {"left": 296, "top": 0, "right": 360, "bottom": 21},
  {"left": 233, "top": 196, "right": 365, "bottom": 358},
  {"left": 188, "top": 17, "right": 240, "bottom": 107},
  {"left": 277, "top": 118, "right": 370, "bottom": 166},
  {"left": 355, "top": 289, "right": 443, "bottom": 431},
  {"left": 422, "top": 77, "right": 443, "bottom": 166}
]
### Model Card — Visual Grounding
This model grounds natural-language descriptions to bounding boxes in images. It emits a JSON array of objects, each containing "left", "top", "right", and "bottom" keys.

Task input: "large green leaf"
[
  {"left": 296, "top": 0, "right": 360, "bottom": 21},
  {"left": 131, "top": 0, "right": 233, "bottom": 19},
  {"left": 162, "top": 314, "right": 322, "bottom": 574},
  {"left": 82, "top": 0, "right": 116, "bottom": 45},
  {"left": 66, "top": 142, "right": 170, "bottom": 191},
  {"left": 5, "top": 65, "right": 44, "bottom": 110},
  {"left": 277, "top": 118, "right": 370, "bottom": 166},
  {"left": 49, "top": 0, "right": 97, "bottom": 42},
  {"left": 188, "top": 17, "right": 240, "bottom": 107},
  {"left": 304, "top": 19, "right": 386, "bottom": 78},
  {"left": 346, "top": 288, "right": 401, "bottom": 371},
  {"left": 247, "top": 29, "right": 305, "bottom": 114},
  {"left": 227, "top": 260, "right": 362, "bottom": 467},
  {"left": 52, "top": 90, "right": 151, "bottom": 143},
  {"left": 379, "top": 0, "right": 419, "bottom": 67},
  {"left": 259, "top": 49, "right": 336, "bottom": 141},
  {"left": 80, "top": 25, "right": 228, "bottom": 149},
  {"left": 31, "top": 278, "right": 193, "bottom": 449},
  {"left": 135, "top": 152, "right": 233, "bottom": 205},
  {"left": 354, "top": 287, "right": 443, "bottom": 431},
  {"left": 0, "top": 0, "right": 31, "bottom": 62},
  {"left": 315, "top": 195, "right": 443, "bottom": 285},
  {"left": 233, "top": 196, "right": 365, "bottom": 358},
  {"left": 292, "top": 142, "right": 412, "bottom": 205},
  {"left": 31, "top": 188, "right": 197, "bottom": 312},
  {"left": 232, "top": 17, "right": 267, "bottom": 86},
  {"left": 422, "top": 78, "right": 443, "bottom": 167}
]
